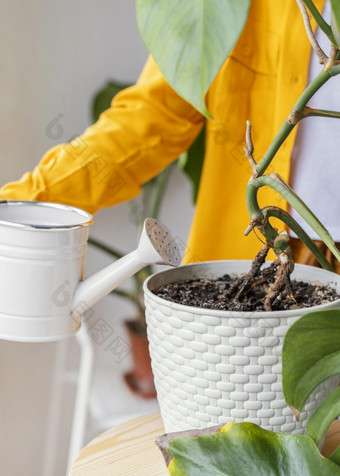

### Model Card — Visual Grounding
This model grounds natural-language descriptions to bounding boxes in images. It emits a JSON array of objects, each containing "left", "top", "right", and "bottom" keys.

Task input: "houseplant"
[
  {"left": 89, "top": 81, "right": 205, "bottom": 397},
  {"left": 134, "top": 0, "right": 340, "bottom": 466},
  {"left": 144, "top": 260, "right": 340, "bottom": 433}
]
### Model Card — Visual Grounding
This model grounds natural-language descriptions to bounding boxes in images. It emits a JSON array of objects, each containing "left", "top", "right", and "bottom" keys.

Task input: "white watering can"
[{"left": 0, "top": 201, "right": 180, "bottom": 342}]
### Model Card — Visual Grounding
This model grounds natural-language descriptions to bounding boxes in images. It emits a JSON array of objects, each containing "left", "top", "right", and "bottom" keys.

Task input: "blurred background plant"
[{"left": 88, "top": 80, "right": 205, "bottom": 396}]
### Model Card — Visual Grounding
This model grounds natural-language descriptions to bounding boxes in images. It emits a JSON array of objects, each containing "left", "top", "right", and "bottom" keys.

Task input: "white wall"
[{"left": 0, "top": 1, "right": 195, "bottom": 475}]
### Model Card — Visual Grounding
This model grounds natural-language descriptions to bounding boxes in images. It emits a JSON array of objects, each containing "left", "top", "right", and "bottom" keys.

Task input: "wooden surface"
[
  {"left": 69, "top": 412, "right": 167, "bottom": 476},
  {"left": 70, "top": 412, "right": 340, "bottom": 475}
]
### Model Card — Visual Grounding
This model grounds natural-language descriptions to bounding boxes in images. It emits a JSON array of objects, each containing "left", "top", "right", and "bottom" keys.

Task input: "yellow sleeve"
[{"left": 0, "top": 57, "right": 204, "bottom": 214}]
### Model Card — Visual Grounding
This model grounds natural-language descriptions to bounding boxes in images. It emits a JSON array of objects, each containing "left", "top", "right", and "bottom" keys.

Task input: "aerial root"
[{"left": 226, "top": 243, "right": 296, "bottom": 310}]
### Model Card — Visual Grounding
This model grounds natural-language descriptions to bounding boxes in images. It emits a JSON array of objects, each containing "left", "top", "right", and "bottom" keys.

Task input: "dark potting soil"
[{"left": 153, "top": 274, "right": 340, "bottom": 312}]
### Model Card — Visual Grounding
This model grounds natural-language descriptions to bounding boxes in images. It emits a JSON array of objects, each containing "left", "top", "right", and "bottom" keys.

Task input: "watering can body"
[
  {"left": 0, "top": 202, "right": 91, "bottom": 341},
  {"left": 0, "top": 201, "right": 180, "bottom": 342}
]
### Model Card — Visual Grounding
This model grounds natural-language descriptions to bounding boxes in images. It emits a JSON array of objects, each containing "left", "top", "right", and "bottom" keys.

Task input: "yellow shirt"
[{"left": 0, "top": 0, "right": 326, "bottom": 262}]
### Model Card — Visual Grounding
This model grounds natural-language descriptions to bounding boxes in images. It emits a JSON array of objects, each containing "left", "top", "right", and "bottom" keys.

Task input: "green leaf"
[
  {"left": 307, "top": 386, "right": 340, "bottom": 446},
  {"left": 178, "top": 124, "right": 206, "bottom": 203},
  {"left": 136, "top": 0, "right": 251, "bottom": 117},
  {"left": 282, "top": 309, "right": 340, "bottom": 414},
  {"left": 92, "top": 81, "right": 131, "bottom": 122},
  {"left": 331, "top": 0, "right": 340, "bottom": 46},
  {"left": 331, "top": 446, "right": 340, "bottom": 466},
  {"left": 167, "top": 422, "right": 340, "bottom": 475}
]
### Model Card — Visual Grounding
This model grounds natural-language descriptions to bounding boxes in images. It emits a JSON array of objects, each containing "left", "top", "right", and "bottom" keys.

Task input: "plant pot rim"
[{"left": 143, "top": 260, "right": 340, "bottom": 319}]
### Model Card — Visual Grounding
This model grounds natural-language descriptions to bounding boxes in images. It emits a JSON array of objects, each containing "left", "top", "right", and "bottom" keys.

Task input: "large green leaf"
[
  {"left": 331, "top": 0, "right": 340, "bottom": 46},
  {"left": 282, "top": 309, "right": 340, "bottom": 414},
  {"left": 136, "top": 0, "right": 251, "bottom": 117},
  {"left": 307, "top": 386, "right": 340, "bottom": 446},
  {"left": 167, "top": 422, "right": 340, "bottom": 475}
]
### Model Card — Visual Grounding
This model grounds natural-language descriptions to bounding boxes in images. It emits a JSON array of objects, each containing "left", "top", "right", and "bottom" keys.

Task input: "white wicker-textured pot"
[{"left": 144, "top": 260, "right": 340, "bottom": 434}]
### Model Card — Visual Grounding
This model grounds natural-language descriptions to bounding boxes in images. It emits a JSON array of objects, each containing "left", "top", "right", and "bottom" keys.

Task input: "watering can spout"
[{"left": 71, "top": 218, "right": 181, "bottom": 318}]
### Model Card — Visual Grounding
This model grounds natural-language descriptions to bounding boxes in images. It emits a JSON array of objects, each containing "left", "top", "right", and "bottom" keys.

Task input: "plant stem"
[
  {"left": 111, "top": 288, "right": 144, "bottom": 314},
  {"left": 248, "top": 66, "right": 340, "bottom": 213},
  {"left": 140, "top": 178, "right": 155, "bottom": 221},
  {"left": 246, "top": 64, "right": 340, "bottom": 249},
  {"left": 302, "top": 0, "right": 335, "bottom": 44},
  {"left": 255, "top": 68, "right": 333, "bottom": 178},
  {"left": 302, "top": 106, "right": 340, "bottom": 119},
  {"left": 297, "top": 0, "right": 328, "bottom": 64},
  {"left": 249, "top": 174, "right": 340, "bottom": 261},
  {"left": 150, "top": 165, "right": 172, "bottom": 218},
  {"left": 87, "top": 237, "right": 123, "bottom": 260},
  {"left": 261, "top": 206, "right": 334, "bottom": 271}
]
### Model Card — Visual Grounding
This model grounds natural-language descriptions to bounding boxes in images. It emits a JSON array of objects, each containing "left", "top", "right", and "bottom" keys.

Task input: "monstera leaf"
[
  {"left": 159, "top": 422, "right": 340, "bottom": 475},
  {"left": 136, "top": 0, "right": 251, "bottom": 117},
  {"left": 282, "top": 309, "right": 340, "bottom": 441}
]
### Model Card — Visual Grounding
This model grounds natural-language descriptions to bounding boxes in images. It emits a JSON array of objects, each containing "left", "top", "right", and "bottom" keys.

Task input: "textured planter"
[{"left": 143, "top": 260, "right": 340, "bottom": 433}]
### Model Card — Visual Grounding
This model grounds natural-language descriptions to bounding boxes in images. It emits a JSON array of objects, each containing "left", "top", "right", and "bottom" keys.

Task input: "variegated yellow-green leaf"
[
  {"left": 136, "top": 0, "right": 251, "bottom": 117},
  {"left": 282, "top": 309, "right": 340, "bottom": 415},
  {"left": 331, "top": 0, "right": 340, "bottom": 46},
  {"left": 167, "top": 422, "right": 340, "bottom": 475}
]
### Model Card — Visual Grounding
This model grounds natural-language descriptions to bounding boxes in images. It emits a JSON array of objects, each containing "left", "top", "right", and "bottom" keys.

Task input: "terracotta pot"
[
  {"left": 143, "top": 260, "right": 340, "bottom": 433},
  {"left": 123, "top": 320, "right": 157, "bottom": 399}
]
